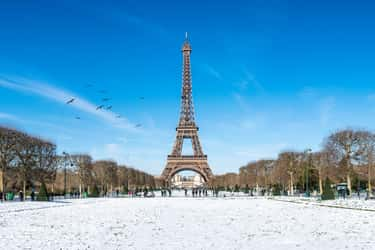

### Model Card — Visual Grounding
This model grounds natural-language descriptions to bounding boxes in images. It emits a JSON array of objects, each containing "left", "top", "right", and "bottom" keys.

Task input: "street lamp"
[
  {"left": 304, "top": 149, "right": 312, "bottom": 197},
  {"left": 62, "top": 152, "right": 73, "bottom": 198}
]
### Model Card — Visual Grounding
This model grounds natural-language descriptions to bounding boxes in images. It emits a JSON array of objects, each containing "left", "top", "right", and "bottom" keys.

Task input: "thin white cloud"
[
  {"left": 243, "top": 70, "right": 264, "bottom": 92},
  {"left": 367, "top": 93, "right": 375, "bottom": 102},
  {"left": 319, "top": 96, "right": 335, "bottom": 126},
  {"left": 233, "top": 92, "right": 251, "bottom": 112},
  {"left": 298, "top": 86, "right": 316, "bottom": 99},
  {"left": 233, "top": 69, "right": 264, "bottom": 93},
  {"left": 0, "top": 112, "right": 20, "bottom": 122},
  {"left": 234, "top": 143, "right": 288, "bottom": 160},
  {"left": 200, "top": 64, "right": 223, "bottom": 81},
  {"left": 0, "top": 76, "right": 136, "bottom": 131}
]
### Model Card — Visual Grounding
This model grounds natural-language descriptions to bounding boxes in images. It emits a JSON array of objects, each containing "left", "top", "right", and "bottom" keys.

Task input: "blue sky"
[{"left": 1, "top": 0, "right": 375, "bottom": 175}]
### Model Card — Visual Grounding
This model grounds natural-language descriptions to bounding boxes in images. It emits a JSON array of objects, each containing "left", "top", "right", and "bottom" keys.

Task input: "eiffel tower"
[{"left": 161, "top": 34, "right": 213, "bottom": 185}]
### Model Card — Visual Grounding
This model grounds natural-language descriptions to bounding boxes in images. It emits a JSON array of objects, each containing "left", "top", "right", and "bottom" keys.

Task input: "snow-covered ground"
[{"left": 1, "top": 195, "right": 375, "bottom": 250}]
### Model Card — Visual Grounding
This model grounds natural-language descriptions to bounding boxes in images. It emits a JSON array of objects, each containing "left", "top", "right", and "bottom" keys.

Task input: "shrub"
[
  {"left": 37, "top": 182, "right": 49, "bottom": 201},
  {"left": 321, "top": 177, "right": 335, "bottom": 200},
  {"left": 89, "top": 185, "right": 100, "bottom": 197},
  {"left": 272, "top": 184, "right": 282, "bottom": 196}
]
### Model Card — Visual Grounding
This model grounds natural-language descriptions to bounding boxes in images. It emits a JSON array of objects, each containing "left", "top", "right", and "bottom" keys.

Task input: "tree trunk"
[
  {"left": 319, "top": 176, "right": 323, "bottom": 195},
  {"left": 289, "top": 172, "right": 294, "bottom": 196},
  {"left": 368, "top": 163, "right": 372, "bottom": 196},
  {"left": 23, "top": 180, "right": 26, "bottom": 201},
  {"left": 0, "top": 169, "right": 4, "bottom": 201},
  {"left": 347, "top": 174, "right": 352, "bottom": 196}
]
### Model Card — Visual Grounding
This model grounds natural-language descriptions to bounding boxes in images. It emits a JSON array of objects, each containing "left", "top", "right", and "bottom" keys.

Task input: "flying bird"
[
  {"left": 102, "top": 98, "right": 111, "bottom": 102},
  {"left": 116, "top": 115, "right": 121, "bottom": 118},
  {"left": 135, "top": 124, "right": 142, "bottom": 128},
  {"left": 98, "top": 90, "right": 107, "bottom": 94},
  {"left": 96, "top": 105, "right": 104, "bottom": 110},
  {"left": 75, "top": 116, "right": 81, "bottom": 120},
  {"left": 139, "top": 97, "right": 145, "bottom": 100},
  {"left": 84, "top": 84, "right": 93, "bottom": 88},
  {"left": 106, "top": 105, "right": 112, "bottom": 110},
  {"left": 66, "top": 98, "right": 75, "bottom": 104}
]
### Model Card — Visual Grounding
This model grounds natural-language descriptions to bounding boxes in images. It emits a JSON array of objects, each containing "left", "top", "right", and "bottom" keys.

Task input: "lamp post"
[
  {"left": 62, "top": 152, "right": 68, "bottom": 198},
  {"left": 305, "top": 149, "right": 312, "bottom": 197},
  {"left": 62, "top": 152, "right": 74, "bottom": 198}
]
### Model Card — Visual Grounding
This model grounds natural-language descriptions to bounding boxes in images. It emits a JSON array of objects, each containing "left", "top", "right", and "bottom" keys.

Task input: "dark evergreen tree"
[
  {"left": 244, "top": 184, "right": 250, "bottom": 194},
  {"left": 122, "top": 185, "right": 129, "bottom": 194},
  {"left": 234, "top": 184, "right": 240, "bottom": 192},
  {"left": 37, "top": 182, "right": 49, "bottom": 201},
  {"left": 321, "top": 177, "right": 335, "bottom": 200},
  {"left": 272, "top": 184, "right": 282, "bottom": 196},
  {"left": 90, "top": 185, "right": 100, "bottom": 197}
]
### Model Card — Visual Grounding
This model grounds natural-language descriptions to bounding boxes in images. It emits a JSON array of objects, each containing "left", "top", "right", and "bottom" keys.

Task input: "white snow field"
[{"left": 1, "top": 196, "right": 375, "bottom": 250}]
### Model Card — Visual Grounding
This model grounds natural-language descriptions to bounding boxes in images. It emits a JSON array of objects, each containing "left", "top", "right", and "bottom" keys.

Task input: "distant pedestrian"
[
  {"left": 31, "top": 190, "right": 35, "bottom": 201},
  {"left": 19, "top": 190, "right": 24, "bottom": 202},
  {"left": 184, "top": 189, "right": 187, "bottom": 196}
]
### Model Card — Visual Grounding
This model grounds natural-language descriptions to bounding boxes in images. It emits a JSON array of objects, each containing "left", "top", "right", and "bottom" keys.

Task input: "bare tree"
[
  {"left": 92, "top": 160, "right": 117, "bottom": 195},
  {"left": 311, "top": 151, "right": 331, "bottom": 195},
  {"left": 34, "top": 139, "right": 57, "bottom": 188},
  {"left": 71, "top": 154, "right": 92, "bottom": 196},
  {"left": 276, "top": 152, "right": 302, "bottom": 195},
  {"left": 117, "top": 165, "right": 129, "bottom": 192},
  {"left": 357, "top": 132, "right": 375, "bottom": 195},
  {"left": 323, "top": 129, "right": 368, "bottom": 195},
  {"left": 0, "top": 127, "right": 18, "bottom": 200},
  {"left": 15, "top": 132, "right": 38, "bottom": 197}
]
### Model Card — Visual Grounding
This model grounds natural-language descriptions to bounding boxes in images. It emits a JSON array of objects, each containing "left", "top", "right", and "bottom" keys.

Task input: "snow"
[{"left": 1, "top": 195, "right": 375, "bottom": 250}]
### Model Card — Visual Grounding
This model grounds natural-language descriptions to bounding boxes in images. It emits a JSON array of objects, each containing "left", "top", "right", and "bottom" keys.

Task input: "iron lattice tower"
[{"left": 161, "top": 35, "right": 213, "bottom": 185}]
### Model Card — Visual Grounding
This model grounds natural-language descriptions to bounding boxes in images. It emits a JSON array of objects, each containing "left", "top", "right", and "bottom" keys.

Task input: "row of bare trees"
[
  {"left": 0, "top": 126, "right": 156, "bottom": 199},
  {"left": 56, "top": 155, "right": 156, "bottom": 196},
  {"left": 212, "top": 129, "right": 375, "bottom": 196},
  {"left": 0, "top": 126, "right": 57, "bottom": 200}
]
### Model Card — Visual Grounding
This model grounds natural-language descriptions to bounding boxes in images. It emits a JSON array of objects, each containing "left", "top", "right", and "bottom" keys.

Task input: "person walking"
[
  {"left": 19, "top": 190, "right": 24, "bottom": 202},
  {"left": 31, "top": 190, "right": 35, "bottom": 201}
]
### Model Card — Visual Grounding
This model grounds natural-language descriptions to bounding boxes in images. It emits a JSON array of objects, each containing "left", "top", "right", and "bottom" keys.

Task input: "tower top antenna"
[{"left": 185, "top": 32, "right": 188, "bottom": 40}]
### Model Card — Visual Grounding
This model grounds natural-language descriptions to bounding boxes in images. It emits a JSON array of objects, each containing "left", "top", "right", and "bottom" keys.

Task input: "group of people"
[
  {"left": 0, "top": 190, "right": 36, "bottom": 202},
  {"left": 188, "top": 188, "right": 208, "bottom": 197},
  {"left": 161, "top": 189, "right": 172, "bottom": 197}
]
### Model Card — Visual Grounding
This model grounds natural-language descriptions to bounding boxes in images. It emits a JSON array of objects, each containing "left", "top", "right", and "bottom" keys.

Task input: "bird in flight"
[
  {"left": 116, "top": 115, "right": 121, "bottom": 118},
  {"left": 98, "top": 90, "right": 107, "bottom": 94},
  {"left": 84, "top": 84, "right": 93, "bottom": 88},
  {"left": 75, "top": 116, "right": 81, "bottom": 120},
  {"left": 66, "top": 98, "right": 75, "bottom": 104},
  {"left": 139, "top": 97, "right": 145, "bottom": 100},
  {"left": 135, "top": 124, "right": 142, "bottom": 128},
  {"left": 106, "top": 105, "right": 112, "bottom": 110},
  {"left": 96, "top": 105, "right": 104, "bottom": 110},
  {"left": 102, "top": 98, "right": 111, "bottom": 102}
]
